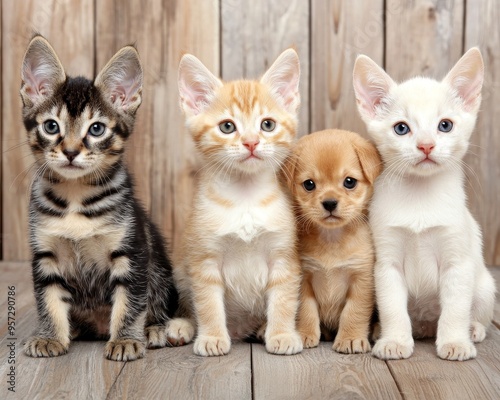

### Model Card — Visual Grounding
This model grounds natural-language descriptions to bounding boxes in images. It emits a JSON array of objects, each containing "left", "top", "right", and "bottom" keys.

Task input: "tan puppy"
[{"left": 286, "top": 129, "right": 382, "bottom": 353}]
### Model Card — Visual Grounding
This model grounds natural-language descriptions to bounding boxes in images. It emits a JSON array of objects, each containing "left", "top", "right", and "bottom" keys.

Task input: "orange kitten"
[{"left": 167, "top": 50, "right": 303, "bottom": 356}]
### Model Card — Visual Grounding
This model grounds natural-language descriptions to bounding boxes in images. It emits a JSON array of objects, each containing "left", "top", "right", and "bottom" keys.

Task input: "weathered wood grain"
[
  {"left": 310, "top": 0, "right": 384, "bottom": 138},
  {"left": 387, "top": 327, "right": 500, "bottom": 399},
  {"left": 1, "top": 0, "right": 95, "bottom": 260},
  {"left": 464, "top": 0, "right": 500, "bottom": 265},
  {"left": 95, "top": 0, "right": 219, "bottom": 255},
  {"left": 221, "top": 0, "right": 310, "bottom": 136},
  {"left": 252, "top": 342, "right": 401, "bottom": 399},
  {"left": 108, "top": 343, "right": 252, "bottom": 400}
]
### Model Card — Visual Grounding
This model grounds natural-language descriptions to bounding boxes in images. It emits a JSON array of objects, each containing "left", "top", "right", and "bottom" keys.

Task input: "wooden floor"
[{"left": 1, "top": 262, "right": 500, "bottom": 400}]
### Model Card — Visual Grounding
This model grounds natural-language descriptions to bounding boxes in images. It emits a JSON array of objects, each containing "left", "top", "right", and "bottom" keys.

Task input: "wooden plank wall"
[{"left": 1, "top": 0, "right": 499, "bottom": 265}]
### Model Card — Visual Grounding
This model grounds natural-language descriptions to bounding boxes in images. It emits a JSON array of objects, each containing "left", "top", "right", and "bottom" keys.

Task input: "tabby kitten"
[
  {"left": 167, "top": 49, "right": 303, "bottom": 356},
  {"left": 21, "top": 36, "right": 178, "bottom": 361}
]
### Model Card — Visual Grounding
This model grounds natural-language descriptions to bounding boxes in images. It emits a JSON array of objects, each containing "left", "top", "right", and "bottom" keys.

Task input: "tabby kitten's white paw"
[{"left": 166, "top": 318, "right": 195, "bottom": 346}]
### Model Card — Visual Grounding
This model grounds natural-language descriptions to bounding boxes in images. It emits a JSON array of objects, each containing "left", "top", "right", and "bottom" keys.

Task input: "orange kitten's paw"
[
  {"left": 105, "top": 339, "right": 146, "bottom": 361},
  {"left": 166, "top": 318, "right": 195, "bottom": 346},
  {"left": 437, "top": 341, "right": 476, "bottom": 361},
  {"left": 194, "top": 335, "right": 231, "bottom": 356},
  {"left": 372, "top": 338, "right": 413, "bottom": 360},
  {"left": 24, "top": 337, "right": 68, "bottom": 358},
  {"left": 470, "top": 322, "right": 486, "bottom": 343},
  {"left": 145, "top": 325, "right": 167, "bottom": 349},
  {"left": 266, "top": 332, "right": 303, "bottom": 355},
  {"left": 333, "top": 337, "right": 371, "bottom": 354},
  {"left": 299, "top": 331, "right": 320, "bottom": 348}
]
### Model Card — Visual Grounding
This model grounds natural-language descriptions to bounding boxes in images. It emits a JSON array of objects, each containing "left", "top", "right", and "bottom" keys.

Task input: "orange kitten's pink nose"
[
  {"left": 417, "top": 143, "right": 435, "bottom": 156},
  {"left": 243, "top": 139, "right": 260, "bottom": 153}
]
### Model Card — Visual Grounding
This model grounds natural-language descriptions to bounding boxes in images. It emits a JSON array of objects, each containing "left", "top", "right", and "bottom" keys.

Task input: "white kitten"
[{"left": 353, "top": 48, "right": 496, "bottom": 361}]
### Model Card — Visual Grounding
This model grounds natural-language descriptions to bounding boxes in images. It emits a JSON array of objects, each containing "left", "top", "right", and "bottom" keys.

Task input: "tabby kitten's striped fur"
[
  {"left": 21, "top": 36, "right": 178, "bottom": 361},
  {"left": 168, "top": 49, "right": 303, "bottom": 356}
]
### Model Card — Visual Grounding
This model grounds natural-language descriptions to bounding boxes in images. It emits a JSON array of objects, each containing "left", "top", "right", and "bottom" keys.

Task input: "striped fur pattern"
[
  {"left": 21, "top": 36, "right": 178, "bottom": 361},
  {"left": 168, "top": 49, "right": 303, "bottom": 356}
]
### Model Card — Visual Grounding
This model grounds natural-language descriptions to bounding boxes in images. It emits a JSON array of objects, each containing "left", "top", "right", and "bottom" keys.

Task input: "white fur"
[{"left": 353, "top": 48, "right": 496, "bottom": 361}]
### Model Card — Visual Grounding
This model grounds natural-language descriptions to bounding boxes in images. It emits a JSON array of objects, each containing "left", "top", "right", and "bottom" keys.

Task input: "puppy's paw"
[
  {"left": 24, "top": 337, "right": 68, "bottom": 358},
  {"left": 166, "top": 318, "right": 195, "bottom": 346},
  {"left": 470, "top": 322, "right": 486, "bottom": 343},
  {"left": 299, "top": 330, "right": 320, "bottom": 348},
  {"left": 193, "top": 334, "right": 231, "bottom": 356},
  {"left": 372, "top": 338, "right": 413, "bottom": 360},
  {"left": 145, "top": 325, "right": 167, "bottom": 349},
  {"left": 333, "top": 337, "right": 371, "bottom": 354},
  {"left": 266, "top": 332, "right": 303, "bottom": 355},
  {"left": 105, "top": 339, "right": 146, "bottom": 361},
  {"left": 437, "top": 341, "right": 476, "bottom": 361}
]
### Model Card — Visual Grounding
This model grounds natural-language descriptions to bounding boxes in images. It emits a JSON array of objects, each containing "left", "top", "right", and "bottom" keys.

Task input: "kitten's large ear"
[
  {"left": 443, "top": 47, "right": 484, "bottom": 112},
  {"left": 352, "top": 135, "right": 382, "bottom": 185},
  {"left": 95, "top": 46, "right": 143, "bottom": 114},
  {"left": 178, "top": 54, "right": 222, "bottom": 117},
  {"left": 20, "top": 35, "right": 66, "bottom": 108},
  {"left": 261, "top": 49, "right": 300, "bottom": 114},
  {"left": 353, "top": 55, "right": 394, "bottom": 120}
]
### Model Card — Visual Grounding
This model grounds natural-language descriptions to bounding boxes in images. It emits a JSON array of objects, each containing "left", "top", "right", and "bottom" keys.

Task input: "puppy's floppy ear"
[
  {"left": 352, "top": 136, "right": 382, "bottom": 185},
  {"left": 282, "top": 151, "right": 298, "bottom": 193}
]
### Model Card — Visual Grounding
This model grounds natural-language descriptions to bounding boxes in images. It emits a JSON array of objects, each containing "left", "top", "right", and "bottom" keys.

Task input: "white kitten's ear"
[
  {"left": 95, "top": 46, "right": 143, "bottom": 114},
  {"left": 21, "top": 35, "right": 66, "bottom": 108},
  {"left": 353, "top": 55, "right": 395, "bottom": 119},
  {"left": 261, "top": 49, "right": 300, "bottom": 114},
  {"left": 443, "top": 47, "right": 484, "bottom": 112},
  {"left": 178, "top": 54, "right": 222, "bottom": 117}
]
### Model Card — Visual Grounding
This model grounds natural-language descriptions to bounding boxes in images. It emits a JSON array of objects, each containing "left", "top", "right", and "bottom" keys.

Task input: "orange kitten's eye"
[
  {"left": 219, "top": 121, "right": 236, "bottom": 134},
  {"left": 261, "top": 119, "right": 276, "bottom": 132}
]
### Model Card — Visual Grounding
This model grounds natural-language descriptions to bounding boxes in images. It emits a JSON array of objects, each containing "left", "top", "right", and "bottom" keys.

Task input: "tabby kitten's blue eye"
[
  {"left": 219, "top": 120, "right": 236, "bottom": 134},
  {"left": 88, "top": 122, "right": 106, "bottom": 137},
  {"left": 43, "top": 120, "right": 60, "bottom": 135},
  {"left": 303, "top": 179, "right": 316, "bottom": 191},
  {"left": 394, "top": 122, "right": 410, "bottom": 136},
  {"left": 261, "top": 119, "right": 276, "bottom": 132},
  {"left": 344, "top": 177, "right": 357, "bottom": 189},
  {"left": 438, "top": 119, "right": 453, "bottom": 132}
]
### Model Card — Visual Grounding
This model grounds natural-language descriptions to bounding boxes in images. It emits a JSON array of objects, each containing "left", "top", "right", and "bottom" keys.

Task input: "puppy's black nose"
[
  {"left": 322, "top": 200, "right": 338, "bottom": 212},
  {"left": 63, "top": 149, "right": 80, "bottom": 162}
]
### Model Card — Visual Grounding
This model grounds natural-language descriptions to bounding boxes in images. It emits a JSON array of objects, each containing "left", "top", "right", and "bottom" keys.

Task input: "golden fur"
[{"left": 286, "top": 129, "right": 381, "bottom": 353}]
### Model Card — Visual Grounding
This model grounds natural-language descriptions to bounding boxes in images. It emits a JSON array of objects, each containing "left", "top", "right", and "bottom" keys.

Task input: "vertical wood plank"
[
  {"left": 95, "top": 1, "right": 219, "bottom": 255},
  {"left": 221, "top": 0, "right": 309, "bottom": 136},
  {"left": 0, "top": 0, "right": 3, "bottom": 260},
  {"left": 464, "top": 0, "right": 500, "bottom": 265},
  {"left": 1, "top": 0, "right": 94, "bottom": 260},
  {"left": 310, "top": 0, "right": 384, "bottom": 138},
  {"left": 385, "top": 0, "right": 464, "bottom": 80}
]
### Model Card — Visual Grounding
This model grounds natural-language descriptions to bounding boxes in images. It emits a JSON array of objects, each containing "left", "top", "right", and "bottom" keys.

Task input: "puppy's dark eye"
[
  {"left": 43, "top": 120, "right": 60, "bottom": 135},
  {"left": 261, "top": 119, "right": 276, "bottom": 132},
  {"left": 88, "top": 123, "right": 106, "bottom": 137},
  {"left": 303, "top": 179, "right": 316, "bottom": 191},
  {"left": 344, "top": 177, "right": 357, "bottom": 189},
  {"left": 438, "top": 119, "right": 453, "bottom": 132},
  {"left": 219, "top": 120, "right": 236, "bottom": 134},
  {"left": 394, "top": 122, "right": 410, "bottom": 136}
]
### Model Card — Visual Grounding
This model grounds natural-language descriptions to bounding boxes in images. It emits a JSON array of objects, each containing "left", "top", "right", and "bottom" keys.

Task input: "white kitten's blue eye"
[
  {"left": 261, "top": 119, "right": 276, "bottom": 132},
  {"left": 219, "top": 120, "right": 236, "bottom": 134},
  {"left": 88, "top": 122, "right": 106, "bottom": 137},
  {"left": 438, "top": 119, "right": 453, "bottom": 132},
  {"left": 43, "top": 120, "right": 60, "bottom": 135},
  {"left": 343, "top": 177, "right": 357, "bottom": 189},
  {"left": 303, "top": 179, "right": 316, "bottom": 191},
  {"left": 394, "top": 122, "right": 410, "bottom": 135}
]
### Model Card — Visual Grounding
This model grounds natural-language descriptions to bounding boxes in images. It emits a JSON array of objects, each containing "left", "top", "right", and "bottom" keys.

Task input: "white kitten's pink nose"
[
  {"left": 417, "top": 143, "right": 435, "bottom": 156},
  {"left": 243, "top": 139, "right": 260, "bottom": 153}
]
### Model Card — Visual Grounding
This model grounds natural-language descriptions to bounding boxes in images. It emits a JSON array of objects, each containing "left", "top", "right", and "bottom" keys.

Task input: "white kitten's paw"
[
  {"left": 266, "top": 332, "right": 303, "bottom": 355},
  {"left": 166, "top": 318, "right": 195, "bottom": 346},
  {"left": 333, "top": 337, "right": 371, "bottom": 354},
  {"left": 437, "top": 341, "right": 476, "bottom": 361},
  {"left": 372, "top": 338, "right": 414, "bottom": 360},
  {"left": 470, "top": 322, "right": 486, "bottom": 343},
  {"left": 193, "top": 334, "right": 231, "bottom": 356}
]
